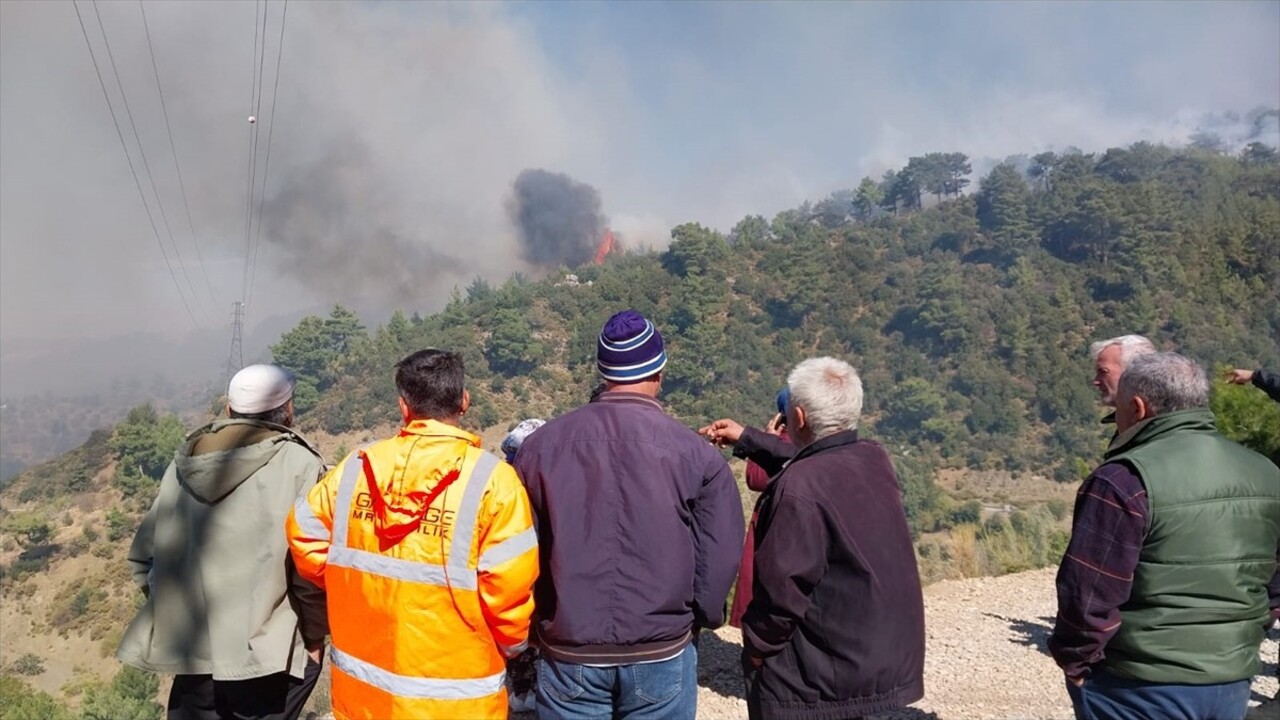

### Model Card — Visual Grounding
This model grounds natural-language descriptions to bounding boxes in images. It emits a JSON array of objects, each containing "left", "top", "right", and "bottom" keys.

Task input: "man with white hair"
[
  {"left": 118, "top": 364, "right": 328, "bottom": 720},
  {"left": 702, "top": 357, "right": 925, "bottom": 720},
  {"left": 1090, "top": 334, "right": 1156, "bottom": 421},
  {"left": 1050, "top": 352, "right": 1280, "bottom": 720}
]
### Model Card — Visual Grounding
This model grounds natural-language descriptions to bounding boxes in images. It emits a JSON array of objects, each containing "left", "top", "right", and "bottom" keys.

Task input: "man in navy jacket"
[
  {"left": 704, "top": 357, "right": 925, "bottom": 720},
  {"left": 514, "top": 309, "right": 744, "bottom": 720}
]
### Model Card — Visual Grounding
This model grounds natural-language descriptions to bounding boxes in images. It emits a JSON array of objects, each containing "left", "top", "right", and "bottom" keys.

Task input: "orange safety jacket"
[{"left": 286, "top": 420, "right": 538, "bottom": 720}]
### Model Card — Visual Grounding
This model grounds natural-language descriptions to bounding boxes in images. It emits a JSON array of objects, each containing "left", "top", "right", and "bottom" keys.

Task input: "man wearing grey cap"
[{"left": 117, "top": 364, "right": 328, "bottom": 720}]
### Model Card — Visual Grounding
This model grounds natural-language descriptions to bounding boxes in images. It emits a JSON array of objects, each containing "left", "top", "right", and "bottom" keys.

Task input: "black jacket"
[
  {"left": 1252, "top": 368, "right": 1280, "bottom": 403},
  {"left": 513, "top": 391, "right": 745, "bottom": 664},
  {"left": 738, "top": 428, "right": 925, "bottom": 720}
]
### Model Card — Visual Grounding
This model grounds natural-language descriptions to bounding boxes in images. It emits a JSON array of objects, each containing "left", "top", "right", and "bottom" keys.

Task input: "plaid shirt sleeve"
[{"left": 1048, "top": 461, "right": 1148, "bottom": 680}]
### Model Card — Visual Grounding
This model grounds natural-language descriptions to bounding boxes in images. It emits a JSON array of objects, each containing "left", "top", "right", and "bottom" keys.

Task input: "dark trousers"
[
  {"left": 168, "top": 657, "right": 322, "bottom": 720},
  {"left": 1066, "top": 671, "right": 1250, "bottom": 720}
]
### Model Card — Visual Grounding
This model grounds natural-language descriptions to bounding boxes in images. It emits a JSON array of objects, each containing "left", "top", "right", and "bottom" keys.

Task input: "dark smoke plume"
[
  {"left": 507, "top": 169, "right": 607, "bottom": 268},
  {"left": 262, "top": 144, "right": 465, "bottom": 307}
]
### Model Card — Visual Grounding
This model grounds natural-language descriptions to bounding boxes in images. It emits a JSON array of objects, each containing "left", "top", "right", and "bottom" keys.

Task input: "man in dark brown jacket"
[{"left": 703, "top": 357, "right": 925, "bottom": 720}]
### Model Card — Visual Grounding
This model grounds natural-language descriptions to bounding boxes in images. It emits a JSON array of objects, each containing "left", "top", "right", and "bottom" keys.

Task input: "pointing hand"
[
  {"left": 698, "top": 419, "right": 745, "bottom": 447},
  {"left": 1225, "top": 368, "right": 1254, "bottom": 385}
]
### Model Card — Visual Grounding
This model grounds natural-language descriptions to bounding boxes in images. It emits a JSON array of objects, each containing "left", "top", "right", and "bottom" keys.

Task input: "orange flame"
[{"left": 593, "top": 229, "right": 614, "bottom": 265}]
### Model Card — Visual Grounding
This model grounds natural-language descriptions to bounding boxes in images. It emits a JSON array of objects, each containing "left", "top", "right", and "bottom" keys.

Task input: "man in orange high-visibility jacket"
[{"left": 287, "top": 349, "right": 538, "bottom": 719}]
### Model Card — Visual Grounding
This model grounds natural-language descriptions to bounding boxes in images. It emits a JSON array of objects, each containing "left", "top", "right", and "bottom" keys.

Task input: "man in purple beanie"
[{"left": 514, "top": 309, "right": 745, "bottom": 720}]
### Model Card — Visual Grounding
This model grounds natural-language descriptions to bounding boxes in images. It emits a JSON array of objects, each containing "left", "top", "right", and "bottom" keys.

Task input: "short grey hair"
[
  {"left": 230, "top": 402, "right": 292, "bottom": 427},
  {"left": 787, "top": 357, "right": 864, "bottom": 438},
  {"left": 1089, "top": 334, "right": 1156, "bottom": 366},
  {"left": 1116, "top": 352, "right": 1209, "bottom": 416}
]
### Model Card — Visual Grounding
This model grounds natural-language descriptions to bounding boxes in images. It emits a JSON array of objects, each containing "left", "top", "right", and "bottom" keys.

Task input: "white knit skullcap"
[{"left": 227, "top": 364, "right": 296, "bottom": 414}]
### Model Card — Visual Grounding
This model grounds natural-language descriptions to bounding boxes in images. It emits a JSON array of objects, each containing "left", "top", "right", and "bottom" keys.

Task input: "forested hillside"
[{"left": 280, "top": 142, "right": 1280, "bottom": 480}]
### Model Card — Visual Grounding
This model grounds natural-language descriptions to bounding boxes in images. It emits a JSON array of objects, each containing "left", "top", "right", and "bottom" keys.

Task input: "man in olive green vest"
[{"left": 1050, "top": 352, "right": 1280, "bottom": 720}]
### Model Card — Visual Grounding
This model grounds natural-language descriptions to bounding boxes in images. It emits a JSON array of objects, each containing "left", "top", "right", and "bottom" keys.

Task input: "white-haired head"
[
  {"left": 1091, "top": 334, "right": 1157, "bottom": 406},
  {"left": 786, "top": 357, "right": 864, "bottom": 442},
  {"left": 1089, "top": 334, "right": 1156, "bottom": 364},
  {"left": 1115, "top": 352, "right": 1209, "bottom": 432}
]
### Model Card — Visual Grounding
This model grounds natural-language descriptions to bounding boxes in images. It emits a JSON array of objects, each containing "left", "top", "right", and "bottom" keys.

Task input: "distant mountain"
[{"left": 0, "top": 307, "right": 324, "bottom": 478}]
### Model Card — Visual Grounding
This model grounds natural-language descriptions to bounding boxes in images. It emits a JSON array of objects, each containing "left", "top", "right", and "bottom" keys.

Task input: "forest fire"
[{"left": 593, "top": 229, "right": 614, "bottom": 265}]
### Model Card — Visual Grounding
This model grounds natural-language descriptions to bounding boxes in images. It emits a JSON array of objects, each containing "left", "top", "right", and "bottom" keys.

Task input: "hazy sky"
[{"left": 2, "top": 0, "right": 1278, "bottom": 348}]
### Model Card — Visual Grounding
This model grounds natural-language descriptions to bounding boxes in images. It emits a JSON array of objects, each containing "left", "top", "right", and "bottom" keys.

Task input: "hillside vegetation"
[{"left": 284, "top": 141, "right": 1278, "bottom": 473}]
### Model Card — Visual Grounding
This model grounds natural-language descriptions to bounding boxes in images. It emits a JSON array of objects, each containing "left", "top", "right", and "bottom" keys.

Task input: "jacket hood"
[
  {"left": 174, "top": 419, "right": 310, "bottom": 504},
  {"left": 369, "top": 419, "right": 482, "bottom": 543}
]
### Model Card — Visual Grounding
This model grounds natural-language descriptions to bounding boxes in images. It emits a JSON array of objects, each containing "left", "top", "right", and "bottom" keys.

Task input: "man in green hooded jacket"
[
  {"left": 1050, "top": 352, "right": 1280, "bottom": 720},
  {"left": 117, "top": 364, "right": 327, "bottom": 720}
]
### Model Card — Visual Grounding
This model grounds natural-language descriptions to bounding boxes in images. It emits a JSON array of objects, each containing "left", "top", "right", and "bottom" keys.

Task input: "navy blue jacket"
[
  {"left": 1252, "top": 368, "right": 1280, "bottom": 404},
  {"left": 739, "top": 428, "right": 925, "bottom": 720},
  {"left": 513, "top": 391, "right": 744, "bottom": 664}
]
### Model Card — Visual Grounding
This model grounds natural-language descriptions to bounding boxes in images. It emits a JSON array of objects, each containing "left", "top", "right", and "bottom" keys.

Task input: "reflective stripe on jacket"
[{"left": 286, "top": 420, "right": 538, "bottom": 719}]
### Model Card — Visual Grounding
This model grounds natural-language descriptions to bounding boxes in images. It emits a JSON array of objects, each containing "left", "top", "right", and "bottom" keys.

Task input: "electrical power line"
[
  {"left": 244, "top": 0, "right": 271, "bottom": 303},
  {"left": 138, "top": 0, "right": 219, "bottom": 310},
  {"left": 90, "top": 0, "right": 212, "bottom": 325},
  {"left": 246, "top": 0, "right": 288, "bottom": 309},
  {"left": 72, "top": 0, "right": 201, "bottom": 328},
  {"left": 240, "top": 0, "right": 265, "bottom": 304}
]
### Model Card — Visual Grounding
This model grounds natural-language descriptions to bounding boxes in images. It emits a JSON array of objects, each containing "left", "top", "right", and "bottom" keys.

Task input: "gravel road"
[
  {"left": 325, "top": 567, "right": 1279, "bottom": 720},
  {"left": 688, "top": 566, "right": 1278, "bottom": 720}
]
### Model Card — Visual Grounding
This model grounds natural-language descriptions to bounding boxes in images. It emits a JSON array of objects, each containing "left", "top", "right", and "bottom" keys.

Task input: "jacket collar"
[
  {"left": 590, "top": 390, "right": 664, "bottom": 412},
  {"left": 790, "top": 429, "right": 860, "bottom": 464},
  {"left": 1105, "top": 408, "right": 1216, "bottom": 458},
  {"left": 400, "top": 418, "right": 481, "bottom": 447}
]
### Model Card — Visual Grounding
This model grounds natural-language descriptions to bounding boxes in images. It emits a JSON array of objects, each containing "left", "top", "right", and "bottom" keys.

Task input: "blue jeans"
[
  {"left": 536, "top": 643, "right": 698, "bottom": 720},
  {"left": 1066, "top": 671, "right": 1250, "bottom": 720}
]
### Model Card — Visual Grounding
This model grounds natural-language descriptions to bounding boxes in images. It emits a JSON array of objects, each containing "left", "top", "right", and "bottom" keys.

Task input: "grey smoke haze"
[
  {"left": 1, "top": 1, "right": 1278, "bottom": 396},
  {"left": 263, "top": 144, "right": 467, "bottom": 305},
  {"left": 508, "top": 169, "right": 607, "bottom": 268}
]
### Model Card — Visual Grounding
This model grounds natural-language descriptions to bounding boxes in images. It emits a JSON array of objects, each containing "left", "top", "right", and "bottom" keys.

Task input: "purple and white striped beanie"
[{"left": 596, "top": 310, "right": 667, "bottom": 382}]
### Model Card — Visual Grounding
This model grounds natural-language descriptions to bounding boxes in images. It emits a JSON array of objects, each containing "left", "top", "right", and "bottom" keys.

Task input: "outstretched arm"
[
  {"left": 1252, "top": 368, "right": 1280, "bottom": 403},
  {"left": 735, "top": 427, "right": 796, "bottom": 478}
]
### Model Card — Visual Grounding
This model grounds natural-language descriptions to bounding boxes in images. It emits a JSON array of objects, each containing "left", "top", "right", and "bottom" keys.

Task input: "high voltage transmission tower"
[{"left": 226, "top": 301, "right": 245, "bottom": 383}]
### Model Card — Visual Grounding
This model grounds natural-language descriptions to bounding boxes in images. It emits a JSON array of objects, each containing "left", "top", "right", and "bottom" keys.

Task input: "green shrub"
[
  {"left": 110, "top": 405, "right": 186, "bottom": 481},
  {"left": 106, "top": 509, "right": 135, "bottom": 541},
  {"left": 115, "top": 468, "right": 160, "bottom": 501},
  {"left": 1, "top": 514, "right": 52, "bottom": 547},
  {"left": 947, "top": 500, "right": 983, "bottom": 526},
  {"left": 0, "top": 676, "right": 73, "bottom": 720},
  {"left": 11, "top": 653, "right": 45, "bottom": 676}
]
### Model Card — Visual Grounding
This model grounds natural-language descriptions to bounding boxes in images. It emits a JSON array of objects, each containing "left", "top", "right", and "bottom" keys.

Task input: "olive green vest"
[{"left": 1101, "top": 409, "right": 1280, "bottom": 684}]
